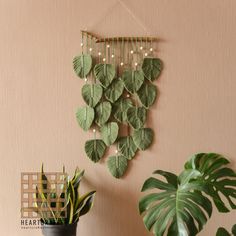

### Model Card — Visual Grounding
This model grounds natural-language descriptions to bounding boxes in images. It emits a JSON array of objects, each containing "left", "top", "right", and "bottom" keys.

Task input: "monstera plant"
[
  {"left": 73, "top": 32, "right": 163, "bottom": 178},
  {"left": 216, "top": 224, "right": 236, "bottom": 236},
  {"left": 139, "top": 153, "right": 236, "bottom": 236}
]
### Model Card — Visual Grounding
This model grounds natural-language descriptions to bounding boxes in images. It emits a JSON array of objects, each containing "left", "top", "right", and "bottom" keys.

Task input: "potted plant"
[
  {"left": 32, "top": 165, "right": 96, "bottom": 236},
  {"left": 139, "top": 153, "right": 236, "bottom": 236}
]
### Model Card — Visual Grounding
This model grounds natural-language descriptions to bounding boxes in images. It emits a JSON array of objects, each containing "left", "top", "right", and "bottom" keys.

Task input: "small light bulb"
[
  {"left": 98, "top": 52, "right": 101, "bottom": 56},
  {"left": 140, "top": 46, "right": 143, "bottom": 50},
  {"left": 89, "top": 48, "right": 92, "bottom": 52},
  {"left": 130, "top": 50, "right": 134, "bottom": 54},
  {"left": 145, "top": 52, "right": 148, "bottom": 57},
  {"left": 120, "top": 62, "right": 124, "bottom": 66},
  {"left": 111, "top": 54, "right": 114, "bottom": 58},
  {"left": 80, "top": 43, "right": 83, "bottom": 47},
  {"left": 107, "top": 44, "right": 110, "bottom": 48},
  {"left": 103, "top": 58, "right": 106, "bottom": 62},
  {"left": 150, "top": 48, "right": 153, "bottom": 52},
  {"left": 84, "top": 78, "right": 88, "bottom": 82},
  {"left": 127, "top": 94, "right": 130, "bottom": 98},
  {"left": 93, "top": 129, "right": 96, "bottom": 133},
  {"left": 115, "top": 150, "right": 118, "bottom": 154},
  {"left": 135, "top": 62, "right": 138, "bottom": 66}
]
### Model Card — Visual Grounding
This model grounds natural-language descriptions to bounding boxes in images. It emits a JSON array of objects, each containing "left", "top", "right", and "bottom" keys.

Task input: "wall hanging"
[{"left": 73, "top": 31, "right": 163, "bottom": 178}]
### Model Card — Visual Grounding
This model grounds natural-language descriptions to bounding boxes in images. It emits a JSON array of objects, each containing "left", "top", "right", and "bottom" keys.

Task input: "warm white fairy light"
[
  {"left": 127, "top": 94, "right": 130, "bottom": 98},
  {"left": 140, "top": 46, "right": 143, "bottom": 50},
  {"left": 80, "top": 43, "right": 83, "bottom": 47},
  {"left": 84, "top": 78, "right": 88, "bottom": 82},
  {"left": 130, "top": 50, "right": 134, "bottom": 54},
  {"left": 135, "top": 62, "right": 138, "bottom": 66},
  {"left": 107, "top": 44, "right": 110, "bottom": 48},
  {"left": 120, "top": 62, "right": 124, "bottom": 66},
  {"left": 145, "top": 52, "right": 148, "bottom": 57},
  {"left": 115, "top": 150, "right": 118, "bottom": 154},
  {"left": 103, "top": 58, "right": 106, "bottom": 62},
  {"left": 111, "top": 54, "right": 114, "bottom": 58},
  {"left": 93, "top": 129, "right": 96, "bottom": 133},
  {"left": 89, "top": 47, "right": 92, "bottom": 52},
  {"left": 150, "top": 48, "right": 153, "bottom": 52},
  {"left": 98, "top": 52, "right": 101, "bottom": 56}
]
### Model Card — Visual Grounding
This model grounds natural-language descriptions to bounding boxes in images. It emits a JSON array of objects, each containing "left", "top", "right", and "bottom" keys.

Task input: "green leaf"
[
  {"left": 73, "top": 54, "right": 92, "bottom": 78},
  {"left": 137, "top": 82, "right": 158, "bottom": 108},
  {"left": 122, "top": 70, "right": 144, "bottom": 94},
  {"left": 107, "top": 155, "right": 128, "bottom": 178},
  {"left": 113, "top": 98, "right": 133, "bottom": 123},
  {"left": 82, "top": 84, "right": 103, "bottom": 107},
  {"left": 232, "top": 224, "right": 236, "bottom": 235},
  {"left": 142, "top": 58, "right": 163, "bottom": 81},
  {"left": 95, "top": 101, "right": 112, "bottom": 126},
  {"left": 216, "top": 227, "right": 231, "bottom": 236},
  {"left": 100, "top": 122, "right": 119, "bottom": 146},
  {"left": 84, "top": 139, "right": 106, "bottom": 163},
  {"left": 133, "top": 128, "right": 154, "bottom": 150},
  {"left": 127, "top": 107, "right": 147, "bottom": 130},
  {"left": 117, "top": 136, "right": 138, "bottom": 160},
  {"left": 76, "top": 106, "right": 94, "bottom": 131},
  {"left": 104, "top": 79, "right": 124, "bottom": 103},
  {"left": 94, "top": 63, "right": 116, "bottom": 88}
]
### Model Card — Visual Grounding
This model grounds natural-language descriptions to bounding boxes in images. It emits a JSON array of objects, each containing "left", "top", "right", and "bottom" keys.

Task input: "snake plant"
[
  {"left": 139, "top": 153, "right": 236, "bottom": 236},
  {"left": 32, "top": 165, "right": 96, "bottom": 225}
]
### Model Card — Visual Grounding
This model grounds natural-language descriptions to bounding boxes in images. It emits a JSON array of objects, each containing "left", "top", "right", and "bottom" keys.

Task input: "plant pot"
[{"left": 42, "top": 223, "right": 77, "bottom": 236}]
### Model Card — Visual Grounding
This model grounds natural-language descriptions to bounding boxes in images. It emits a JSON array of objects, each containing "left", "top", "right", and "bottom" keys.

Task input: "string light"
[
  {"left": 120, "top": 62, "right": 124, "bottom": 66},
  {"left": 107, "top": 44, "right": 110, "bottom": 48},
  {"left": 89, "top": 47, "right": 92, "bottom": 52},
  {"left": 93, "top": 129, "right": 96, "bottom": 133},
  {"left": 115, "top": 150, "right": 118, "bottom": 154},
  {"left": 103, "top": 58, "right": 106, "bottom": 62},
  {"left": 150, "top": 48, "right": 153, "bottom": 52},
  {"left": 80, "top": 43, "right": 83, "bottom": 47},
  {"left": 84, "top": 78, "right": 88, "bottom": 82},
  {"left": 127, "top": 94, "right": 130, "bottom": 98},
  {"left": 111, "top": 54, "right": 114, "bottom": 58},
  {"left": 98, "top": 52, "right": 101, "bottom": 56},
  {"left": 130, "top": 50, "right": 134, "bottom": 54},
  {"left": 145, "top": 52, "right": 148, "bottom": 57},
  {"left": 140, "top": 46, "right": 143, "bottom": 50},
  {"left": 135, "top": 62, "right": 138, "bottom": 67}
]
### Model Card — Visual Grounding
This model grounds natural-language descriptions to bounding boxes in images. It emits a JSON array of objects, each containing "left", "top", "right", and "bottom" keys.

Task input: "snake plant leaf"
[
  {"left": 127, "top": 107, "right": 147, "bottom": 130},
  {"left": 82, "top": 84, "right": 103, "bottom": 107},
  {"left": 107, "top": 155, "right": 128, "bottom": 178},
  {"left": 94, "top": 63, "right": 116, "bottom": 88},
  {"left": 184, "top": 153, "right": 236, "bottom": 212},
  {"left": 100, "top": 122, "right": 119, "bottom": 146},
  {"left": 95, "top": 101, "right": 112, "bottom": 126},
  {"left": 139, "top": 170, "right": 212, "bottom": 236},
  {"left": 137, "top": 83, "right": 158, "bottom": 108},
  {"left": 133, "top": 128, "right": 154, "bottom": 150},
  {"left": 216, "top": 227, "right": 231, "bottom": 236},
  {"left": 76, "top": 106, "right": 94, "bottom": 131},
  {"left": 122, "top": 70, "right": 144, "bottom": 94},
  {"left": 73, "top": 54, "right": 92, "bottom": 78},
  {"left": 117, "top": 136, "right": 138, "bottom": 160},
  {"left": 113, "top": 98, "right": 133, "bottom": 123},
  {"left": 142, "top": 58, "right": 163, "bottom": 81},
  {"left": 104, "top": 79, "right": 124, "bottom": 103},
  {"left": 84, "top": 139, "right": 106, "bottom": 163},
  {"left": 77, "top": 190, "right": 96, "bottom": 217}
]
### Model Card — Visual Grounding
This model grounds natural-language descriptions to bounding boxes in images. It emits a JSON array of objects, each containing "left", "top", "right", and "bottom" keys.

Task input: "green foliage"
[
  {"left": 85, "top": 139, "right": 107, "bottom": 163},
  {"left": 127, "top": 107, "right": 147, "bottom": 130},
  {"left": 94, "top": 63, "right": 116, "bottom": 88},
  {"left": 82, "top": 84, "right": 103, "bottom": 107},
  {"left": 137, "top": 83, "right": 157, "bottom": 108},
  {"left": 76, "top": 106, "right": 94, "bottom": 131},
  {"left": 113, "top": 98, "right": 133, "bottom": 123},
  {"left": 107, "top": 155, "right": 128, "bottom": 178},
  {"left": 104, "top": 79, "right": 124, "bottom": 103},
  {"left": 139, "top": 153, "right": 236, "bottom": 236},
  {"left": 216, "top": 224, "right": 236, "bottom": 236},
  {"left": 95, "top": 101, "right": 112, "bottom": 126},
  {"left": 32, "top": 165, "right": 96, "bottom": 225},
  {"left": 100, "top": 122, "right": 119, "bottom": 146},
  {"left": 117, "top": 136, "right": 137, "bottom": 160},
  {"left": 73, "top": 54, "right": 92, "bottom": 78},
  {"left": 122, "top": 70, "right": 144, "bottom": 94},
  {"left": 133, "top": 128, "right": 154, "bottom": 150},
  {"left": 142, "top": 58, "right": 163, "bottom": 81}
]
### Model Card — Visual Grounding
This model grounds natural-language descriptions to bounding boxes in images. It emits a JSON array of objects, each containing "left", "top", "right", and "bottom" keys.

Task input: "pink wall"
[{"left": 0, "top": 0, "right": 236, "bottom": 235}]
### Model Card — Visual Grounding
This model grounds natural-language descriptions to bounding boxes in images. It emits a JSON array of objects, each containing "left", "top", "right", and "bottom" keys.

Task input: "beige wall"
[{"left": 0, "top": 0, "right": 236, "bottom": 235}]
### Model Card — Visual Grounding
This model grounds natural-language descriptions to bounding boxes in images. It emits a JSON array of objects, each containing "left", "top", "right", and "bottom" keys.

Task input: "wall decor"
[
  {"left": 73, "top": 31, "right": 163, "bottom": 178},
  {"left": 139, "top": 153, "right": 236, "bottom": 236}
]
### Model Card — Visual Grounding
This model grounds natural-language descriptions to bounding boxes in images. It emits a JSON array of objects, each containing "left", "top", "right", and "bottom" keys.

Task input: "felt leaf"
[
  {"left": 122, "top": 70, "right": 144, "bottom": 93},
  {"left": 107, "top": 155, "right": 128, "bottom": 178},
  {"left": 84, "top": 139, "right": 106, "bottom": 163},
  {"left": 142, "top": 58, "right": 163, "bottom": 81},
  {"left": 94, "top": 63, "right": 116, "bottom": 88},
  {"left": 100, "top": 122, "right": 119, "bottom": 146},
  {"left": 76, "top": 106, "right": 94, "bottom": 131},
  {"left": 127, "top": 107, "right": 147, "bottom": 130},
  {"left": 117, "top": 136, "right": 138, "bottom": 160},
  {"left": 82, "top": 84, "right": 103, "bottom": 107},
  {"left": 133, "top": 128, "right": 154, "bottom": 150},
  {"left": 73, "top": 54, "right": 92, "bottom": 78},
  {"left": 113, "top": 98, "right": 133, "bottom": 123},
  {"left": 95, "top": 101, "right": 112, "bottom": 126},
  {"left": 104, "top": 79, "right": 124, "bottom": 103},
  {"left": 137, "top": 83, "right": 158, "bottom": 108}
]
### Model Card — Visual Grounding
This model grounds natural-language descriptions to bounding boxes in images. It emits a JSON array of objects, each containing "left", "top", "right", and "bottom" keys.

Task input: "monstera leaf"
[
  {"left": 94, "top": 63, "right": 116, "bottom": 88},
  {"left": 127, "top": 107, "right": 147, "bottom": 129},
  {"left": 100, "top": 122, "right": 119, "bottom": 146},
  {"left": 95, "top": 101, "right": 112, "bottom": 126},
  {"left": 139, "top": 153, "right": 236, "bottom": 236},
  {"left": 137, "top": 83, "right": 157, "bottom": 108},
  {"left": 76, "top": 106, "right": 94, "bottom": 131},
  {"left": 113, "top": 98, "right": 133, "bottom": 123},
  {"left": 122, "top": 70, "right": 144, "bottom": 94},
  {"left": 73, "top": 54, "right": 92, "bottom": 78},
  {"left": 133, "top": 128, "right": 154, "bottom": 150},
  {"left": 82, "top": 84, "right": 103, "bottom": 107},
  {"left": 84, "top": 139, "right": 106, "bottom": 163},
  {"left": 217, "top": 224, "right": 236, "bottom": 236},
  {"left": 104, "top": 79, "right": 124, "bottom": 103},
  {"left": 107, "top": 155, "right": 128, "bottom": 178},
  {"left": 117, "top": 136, "right": 138, "bottom": 160},
  {"left": 142, "top": 58, "right": 163, "bottom": 81}
]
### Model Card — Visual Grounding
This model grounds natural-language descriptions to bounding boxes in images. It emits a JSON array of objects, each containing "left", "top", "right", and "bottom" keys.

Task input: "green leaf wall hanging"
[
  {"left": 85, "top": 139, "right": 106, "bottom": 163},
  {"left": 73, "top": 54, "right": 92, "bottom": 78},
  {"left": 82, "top": 84, "right": 103, "bottom": 107},
  {"left": 74, "top": 31, "right": 163, "bottom": 178}
]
